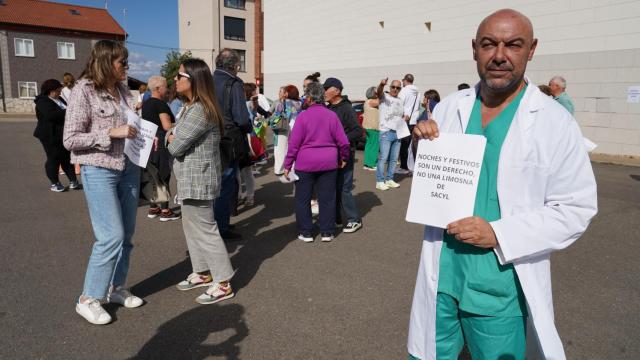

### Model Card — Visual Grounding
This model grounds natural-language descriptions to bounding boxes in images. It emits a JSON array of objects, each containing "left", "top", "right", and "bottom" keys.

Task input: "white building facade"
[{"left": 263, "top": 0, "right": 640, "bottom": 158}]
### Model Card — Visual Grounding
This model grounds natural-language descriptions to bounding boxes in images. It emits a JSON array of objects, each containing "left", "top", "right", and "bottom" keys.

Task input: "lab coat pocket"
[{"left": 504, "top": 161, "right": 549, "bottom": 209}]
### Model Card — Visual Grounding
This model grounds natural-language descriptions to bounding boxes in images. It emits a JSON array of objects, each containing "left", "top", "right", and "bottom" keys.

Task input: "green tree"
[{"left": 161, "top": 50, "right": 192, "bottom": 87}]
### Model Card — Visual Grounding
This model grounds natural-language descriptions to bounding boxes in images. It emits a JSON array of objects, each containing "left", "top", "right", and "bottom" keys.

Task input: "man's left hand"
[{"left": 447, "top": 216, "right": 497, "bottom": 248}]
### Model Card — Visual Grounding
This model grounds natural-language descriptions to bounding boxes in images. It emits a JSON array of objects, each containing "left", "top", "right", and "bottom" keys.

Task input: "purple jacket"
[{"left": 284, "top": 104, "right": 350, "bottom": 172}]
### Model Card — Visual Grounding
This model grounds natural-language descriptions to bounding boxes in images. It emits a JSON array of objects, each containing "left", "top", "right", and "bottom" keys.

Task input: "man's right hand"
[
  {"left": 413, "top": 119, "right": 439, "bottom": 141},
  {"left": 108, "top": 124, "right": 137, "bottom": 139}
]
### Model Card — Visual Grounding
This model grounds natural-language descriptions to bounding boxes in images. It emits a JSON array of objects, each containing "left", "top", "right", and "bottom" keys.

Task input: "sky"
[{"left": 52, "top": 0, "right": 180, "bottom": 81}]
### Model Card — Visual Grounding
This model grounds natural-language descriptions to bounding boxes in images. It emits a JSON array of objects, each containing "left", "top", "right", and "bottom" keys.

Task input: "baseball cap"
[{"left": 323, "top": 77, "right": 343, "bottom": 91}]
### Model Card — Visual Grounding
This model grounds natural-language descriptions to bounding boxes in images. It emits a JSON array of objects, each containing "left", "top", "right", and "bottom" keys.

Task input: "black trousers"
[
  {"left": 40, "top": 140, "right": 76, "bottom": 184},
  {"left": 399, "top": 124, "right": 415, "bottom": 170},
  {"left": 295, "top": 169, "right": 337, "bottom": 235}
]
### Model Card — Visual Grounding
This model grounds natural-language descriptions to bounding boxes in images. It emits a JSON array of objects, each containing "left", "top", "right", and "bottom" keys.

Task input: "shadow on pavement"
[
  {"left": 131, "top": 257, "right": 191, "bottom": 299},
  {"left": 128, "top": 303, "right": 248, "bottom": 360},
  {"left": 131, "top": 174, "right": 382, "bottom": 297}
]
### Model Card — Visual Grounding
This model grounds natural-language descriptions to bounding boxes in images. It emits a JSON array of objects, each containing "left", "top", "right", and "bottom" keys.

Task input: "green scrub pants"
[
  {"left": 409, "top": 293, "right": 526, "bottom": 360},
  {"left": 363, "top": 129, "right": 380, "bottom": 168}
]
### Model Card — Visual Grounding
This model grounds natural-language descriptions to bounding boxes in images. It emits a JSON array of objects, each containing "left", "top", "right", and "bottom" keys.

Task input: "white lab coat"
[{"left": 407, "top": 79, "right": 598, "bottom": 360}]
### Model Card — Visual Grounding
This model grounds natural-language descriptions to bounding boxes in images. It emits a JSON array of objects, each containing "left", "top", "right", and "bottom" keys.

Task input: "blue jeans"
[
  {"left": 336, "top": 149, "right": 361, "bottom": 224},
  {"left": 376, "top": 130, "right": 401, "bottom": 182},
  {"left": 214, "top": 163, "right": 238, "bottom": 233},
  {"left": 80, "top": 158, "right": 140, "bottom": 299}
]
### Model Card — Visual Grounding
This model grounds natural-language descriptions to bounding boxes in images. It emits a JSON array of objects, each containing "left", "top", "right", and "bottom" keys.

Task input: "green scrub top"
[{"left": 437, "top": 85, "right": 528, "bottom": 317}]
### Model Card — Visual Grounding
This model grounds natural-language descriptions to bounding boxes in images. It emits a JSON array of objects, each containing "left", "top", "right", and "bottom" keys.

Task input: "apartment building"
[
  {"left": 0, "top": 0, "right": 125, "bottom": 112},
  {"left": 178, "top": 0, "right": 263, "bottom": 85},
  {"left": 263, "top": 0, "right": 640, "bottom": 158}
]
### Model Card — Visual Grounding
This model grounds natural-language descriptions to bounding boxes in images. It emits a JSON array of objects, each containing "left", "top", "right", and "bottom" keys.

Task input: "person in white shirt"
[
  {"left": 373, "top": 78, "right": 405, "bottom": 191},
  {"left": 397, "top": 74, "right": 420, "bottom": 174}
]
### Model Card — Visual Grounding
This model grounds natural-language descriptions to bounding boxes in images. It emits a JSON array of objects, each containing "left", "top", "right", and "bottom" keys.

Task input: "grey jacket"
[{"left": 167, "top": 102, "right": 222, "bottom": 201}]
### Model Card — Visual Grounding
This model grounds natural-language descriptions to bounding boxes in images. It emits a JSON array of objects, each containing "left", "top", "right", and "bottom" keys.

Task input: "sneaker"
[
  {"left": 321, "top": 233, "right": 334, "bottom": 242},
  {"left": 376, "top": 182, "right": 389, "bottom": 191},
  {"left": 176, "top": 272, "right": 213, "bottom": 291},
  {"left": 108, "top": 286, "right": 144, "bottom": 308},
  {"left": 174, "top": 194, "right": 182, "bottom": 206},
  {"left": 147, "top": 207, "right": 161, "bottom": 219},
  {"left": 298, "top": 233, "right": 314, "bottom": 243},
  {"left": 69, "top": 181, "right": 83, "bottom": 190},
  {"left": 76, "top": 298, "right": 112, "bottom": 325},
  {"left": 244, "top": 197, "right": 254, "bottom": 207},
  {"left": 395, "top": 168, "right": 411, "bottom": 175},
  {"left": 196, "top": 282, "right": 235, "bottom": 305},
  {"left": 363, "top": 166, "right": 376, "bottom": 171},
  {"left": 50, "top": 182, "right": 66, "bottom": 192},
  {"left": 159, "top": 209, "right": 181, "bottom": 222},
  {"left": 385, "top": 180, "right": 400, "bottom": 188},
  {"left": 343, "top": 221, "right": 362, "bottom": 233}
]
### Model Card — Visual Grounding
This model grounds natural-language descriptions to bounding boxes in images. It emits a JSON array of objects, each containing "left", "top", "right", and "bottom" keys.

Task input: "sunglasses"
[
  {"left": 177, "top": 72, "right": 191, "bottom": 80},
  {"left": 119, "top": 59, "right": 128, "bottom": 67},
  {"left": 390, "top": 86, "right": 401, "bottom": 90}
]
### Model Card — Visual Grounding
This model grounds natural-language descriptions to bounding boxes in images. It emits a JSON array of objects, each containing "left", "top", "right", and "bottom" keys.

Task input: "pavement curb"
[
  {"left": 590, "top": 153, "right": 640, "bottom": 167},
  {"left": 0, "top": 113, "right": 36, "bottom": 122}
]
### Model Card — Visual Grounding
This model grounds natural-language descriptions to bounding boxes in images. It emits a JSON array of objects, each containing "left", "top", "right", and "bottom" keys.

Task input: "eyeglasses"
[
  {"left": 390, "top": 86, "right": 401, "bottom": 90},
  {"left": 177, "top": 72, "right": 191, "bottom": 80},
  {"left": 119, "top": 59, "right": 128, "bottom": 67}
]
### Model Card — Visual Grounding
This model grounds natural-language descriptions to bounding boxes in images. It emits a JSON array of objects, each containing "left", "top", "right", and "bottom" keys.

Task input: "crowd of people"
[{"left": 39, "top": 8, "right": 597, "bottom": 359}]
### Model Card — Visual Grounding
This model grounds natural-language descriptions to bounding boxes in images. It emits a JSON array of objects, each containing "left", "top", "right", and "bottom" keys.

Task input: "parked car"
[{"left": 351, "top": 100, "right": 366, "bottom": 149}]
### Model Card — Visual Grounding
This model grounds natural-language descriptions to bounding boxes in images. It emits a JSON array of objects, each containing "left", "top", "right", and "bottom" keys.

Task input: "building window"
[
  {"left": 18, "top": 81, "right": 37, "bottom": 99},
  {"left": 234, "top": 49, "right": 246, "bottom": 72},
  {"left": 57, "top": 42, "right": 76, "bottom": 60},
  {"left": 224, "top": 16, "right": 245, "bottom": 41},
  {"left": 224, "top": 0, "right": 245, "bottom": 10},
  {"left": 14, "top": 38, "right": 34, "bottom": 57}
]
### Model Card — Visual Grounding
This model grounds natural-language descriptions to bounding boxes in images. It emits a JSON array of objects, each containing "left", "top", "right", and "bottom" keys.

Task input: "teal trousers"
[{"left": 409, "top": 293, "right": 526, "bottom": 360}]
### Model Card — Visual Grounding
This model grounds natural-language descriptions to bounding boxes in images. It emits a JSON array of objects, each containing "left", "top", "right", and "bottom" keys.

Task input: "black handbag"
[{"left": 219, "top": 79, "right": 249, "bottom": 169}]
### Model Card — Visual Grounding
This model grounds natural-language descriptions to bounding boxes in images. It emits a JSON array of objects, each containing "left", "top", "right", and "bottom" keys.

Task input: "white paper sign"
[
  {"left": 395, "top": 120, "right": 411, "bottom": 139},
  {"left": 124, "top": 109, "right": 158, "bottom": 168},
  {"left": 278, "top": 170, "right": 299, "bottom": 183},
  {"left": 627, "top": 86, "right": 640, "bottom": 103},
  {"left": 405, "top": 133, "right": 486, "bottom": 228}
]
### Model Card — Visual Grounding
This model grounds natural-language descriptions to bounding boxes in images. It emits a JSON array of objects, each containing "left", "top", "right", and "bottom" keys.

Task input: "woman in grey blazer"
[{"left": 167, "top": 58, "right": 235, "bottom": 305}]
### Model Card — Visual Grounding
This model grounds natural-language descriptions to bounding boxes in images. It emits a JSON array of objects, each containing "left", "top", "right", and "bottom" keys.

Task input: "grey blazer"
[{"left": 167, "top": 102, "right": 222, "bottom": 201}]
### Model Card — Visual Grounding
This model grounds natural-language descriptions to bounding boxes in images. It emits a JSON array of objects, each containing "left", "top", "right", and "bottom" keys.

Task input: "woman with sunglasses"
[
  {"left": 167, "top": 59, "right": 235, "bottom": 305},
  {"left": 64, "top": 40, "right": 143, "bottom": 325}
]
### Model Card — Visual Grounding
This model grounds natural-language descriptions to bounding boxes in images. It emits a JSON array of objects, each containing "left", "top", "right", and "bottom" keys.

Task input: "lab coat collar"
[{"left": 456, "top": 76, "right": 542, "bottom": 133}]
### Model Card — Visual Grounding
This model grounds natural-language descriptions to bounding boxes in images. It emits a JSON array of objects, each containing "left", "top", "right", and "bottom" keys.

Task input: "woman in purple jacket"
[{"left": 284, "top": 82, "right": 350, "bottom": 242}]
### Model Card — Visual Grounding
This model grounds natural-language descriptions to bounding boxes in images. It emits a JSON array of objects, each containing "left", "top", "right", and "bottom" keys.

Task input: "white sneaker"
[
  {"left": 298, "top": 234, "right": 314, "bottom": 242},
  {"left": 385, "top": 180, "right": 400, "bottom": 188},
  {"left": 108, "top": 287, "right": 144, "bottom": 308},
  {"left": 76, "top": 298, "right": 112, "bottom": 325},
  {"left": 321, "top": 233, "right": 334, "bottom": 242},
  {"left": 376, "top": 182, "right": 389, "bottom": 191}
]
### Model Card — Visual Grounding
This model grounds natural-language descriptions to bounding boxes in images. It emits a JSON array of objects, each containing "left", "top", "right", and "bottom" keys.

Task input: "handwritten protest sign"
[
  {"left": 124, "top": 109, "right": 158, "bottom": 168},
  {"left": 405, "top": 133, "right": 486, "bottom": 228}
]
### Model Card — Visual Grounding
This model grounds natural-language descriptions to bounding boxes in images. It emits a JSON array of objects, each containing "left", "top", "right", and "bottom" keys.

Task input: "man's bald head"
[
  {"left": 476, "top": 9, "right": 534, "bottom": 43},
  {"left": 472, "top": 8, "right": 538, "bottom": 96}
]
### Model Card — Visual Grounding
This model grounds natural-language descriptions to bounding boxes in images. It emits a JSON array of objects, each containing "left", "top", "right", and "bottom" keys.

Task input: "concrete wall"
[
  {"left": 179, "top": 0, "right": 256, "bottom": 83},
  {"left": 263, "top": 0, "right": 640, "bottom": 157}
]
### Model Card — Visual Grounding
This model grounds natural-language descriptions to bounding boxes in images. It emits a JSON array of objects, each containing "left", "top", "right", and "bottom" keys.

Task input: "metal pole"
[{"left": 0, "top": 35, "right": 6, "bottom": 113}]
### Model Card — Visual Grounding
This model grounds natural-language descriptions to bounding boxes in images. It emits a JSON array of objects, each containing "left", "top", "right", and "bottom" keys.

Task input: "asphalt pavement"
[{"left": 1, "top": 120, "right": 638, "bottom": 359}]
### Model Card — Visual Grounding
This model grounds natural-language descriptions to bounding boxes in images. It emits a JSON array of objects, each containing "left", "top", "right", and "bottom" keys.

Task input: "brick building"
[{"left": 0, "top": 0, "right": 125, "bottom": 112}]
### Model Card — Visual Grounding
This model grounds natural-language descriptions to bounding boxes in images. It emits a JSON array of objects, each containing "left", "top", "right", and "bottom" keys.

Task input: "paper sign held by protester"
[
  {"left": 395, "top": 119, "right": 411, "bottom": 139},
  {"left": 124, "top": 109, "right": 158, "bottom": 168},
  {"left": 406, "top": 133, "right": 486, "bottom": 228}
]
